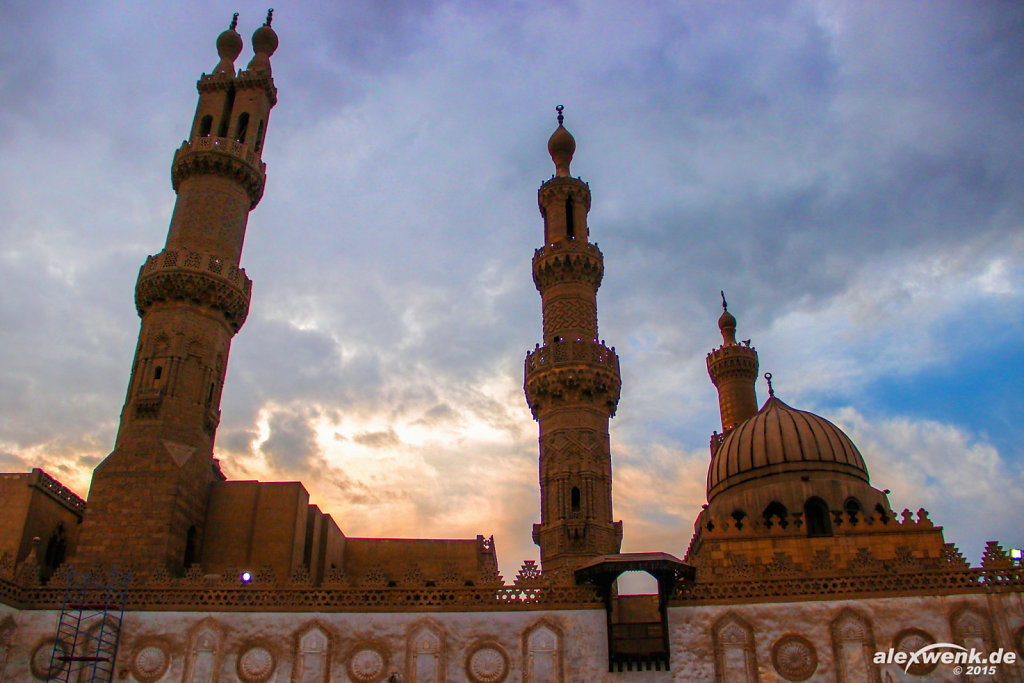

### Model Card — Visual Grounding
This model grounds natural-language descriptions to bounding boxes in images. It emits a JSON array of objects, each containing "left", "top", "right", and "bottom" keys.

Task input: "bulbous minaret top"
[
  {"left": 213, "top": 13, "right": 243, "bottom": 75},
  {"left": 247, "top": 9, "right": 279, "bottom": 73},
  {"left": 548, "top": 105, "right": 576, "bottom": 177},
  {"left": 718, "top": 292, "right": 738, "bottom": 345}
]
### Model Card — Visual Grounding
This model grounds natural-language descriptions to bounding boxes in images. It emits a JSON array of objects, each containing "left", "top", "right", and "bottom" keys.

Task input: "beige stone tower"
[
  {"left": 706, "top": 294, "right": 759, "bottom": 449},
  {"left": 75, "top": 13, "right": 279, "bottom": 576},
  {"left": 525, "top": 108, "right": 623, "bottom": 574}
]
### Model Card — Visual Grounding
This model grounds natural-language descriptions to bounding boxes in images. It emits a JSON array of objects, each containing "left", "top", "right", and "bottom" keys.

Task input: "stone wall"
[{"left": 3, "top": 592, "right": 1023, "bottom": 682}]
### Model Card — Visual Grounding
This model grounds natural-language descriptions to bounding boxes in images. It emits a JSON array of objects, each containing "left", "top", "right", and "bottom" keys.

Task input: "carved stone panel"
[
  {"left": 771, "top": 634, "right": 817, "bottom": 681},
  {"left": 184, "top": 620, "right": 224, "bottom": 683},
  {"left": 523, "top": 620, "right": 563, "bottom": 683},
  {"left": 465, "top": 642, "right": 511, "bottom": 683},
  {"left": 712, "top": 614, "right": 759, "bottom": 683},
  {"left": 892, "top": 628, "right": 938, "bottom": 677},
  {"left": 131, "top": 638, "right": 173, "bottom": 683},
  {"left": 293, "top": 623, "right": 331, "bottom": 683},
  {"left": 830, "top": 608, "right": 880, "bottom": 683},
  {"left": 407, "top": 620, "right": 445, "bottom": 683},
  {"left": 237, "top": 641, "right": 277, "bottom": 683},
  {"left": 347, "top": 642, "right": 390, "bottom": 683}
]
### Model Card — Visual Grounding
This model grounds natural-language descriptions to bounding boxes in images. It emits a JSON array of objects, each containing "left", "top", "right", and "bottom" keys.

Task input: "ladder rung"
[{"left": 58, "top": 655, "right": 109, "bottom": 662}]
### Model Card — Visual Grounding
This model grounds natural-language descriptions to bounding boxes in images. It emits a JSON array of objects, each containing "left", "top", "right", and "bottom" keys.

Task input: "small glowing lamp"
[
  {"left": 1011, "top": 548, "right": 1022, "bottom": 563},
  {"left": 241, "top": 571, "right": 252, "bottom": 583}
]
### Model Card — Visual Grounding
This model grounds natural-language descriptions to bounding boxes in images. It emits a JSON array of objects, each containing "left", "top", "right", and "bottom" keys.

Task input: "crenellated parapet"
[
  {"left": 706, "top": 341, "right": 758, "bottom": 384},
  {"left": 135, "top": 248, "right": 252, "bottom": 331},
  {"left": 171, "top": 136, "right": 267, "bottom": 209},
  {"left": 524, "top": 340, "right": 621, "bottom": 418}
]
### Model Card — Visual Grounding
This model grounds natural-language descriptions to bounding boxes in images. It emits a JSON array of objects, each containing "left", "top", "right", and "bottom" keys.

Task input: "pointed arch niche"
[
  {"left": 712, "top": 613, "right": 759, "bottom": 683},
  {"left": 406, "top": 619, "right": 445, "bottom": 683},
  {"left": 292, "top": 621, "right": 332, "bottom": 683},
  {"left": 829, "top": 608, "right": 880, "bottom": 683},
  {"left": 184, "top": 618, "right": 225, "bottom": 683},
  {"left": 522, "top": 619, "right": 564, "bottom": 683}
]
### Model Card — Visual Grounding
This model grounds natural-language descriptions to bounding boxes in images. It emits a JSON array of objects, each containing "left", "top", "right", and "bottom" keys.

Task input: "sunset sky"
[{"left": 1, "top": 1, "right": 1022, "bottom": 580}]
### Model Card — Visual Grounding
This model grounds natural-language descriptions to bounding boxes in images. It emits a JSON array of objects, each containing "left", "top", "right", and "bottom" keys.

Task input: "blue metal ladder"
[{"left": 47, "top": 567, "right": 130, "bottom": 683}]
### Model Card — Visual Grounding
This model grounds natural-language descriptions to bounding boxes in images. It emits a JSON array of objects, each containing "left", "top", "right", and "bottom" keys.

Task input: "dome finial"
[
  {"left": 248, "top": 8, "right": 278, "bottom": 72},
  {"left": 765, "top": 372, "right": 774, "bottom": 397},
  {"left": 547, "top": 105, "right": 576, "bottom": 178},
  {"left": 214, "top": 12, "right": 244, "bottom": 75},
  {"left": 265, "top": 8, "right": 274, "bottom": 26},
  {"left": 717, "top": 292, "right": 737, "bottom": 345}
]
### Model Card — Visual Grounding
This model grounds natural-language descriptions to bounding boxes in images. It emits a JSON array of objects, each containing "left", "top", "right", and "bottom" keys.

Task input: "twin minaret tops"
[{"left": 73, "top": 18, "right": 752, "bottom": 578}]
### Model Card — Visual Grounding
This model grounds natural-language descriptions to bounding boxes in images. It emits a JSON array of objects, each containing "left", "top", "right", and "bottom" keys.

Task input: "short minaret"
[
  {"left": 525, "top": 108, "right": 623, "bottom": 575},
  {"left": 706, "top": 294, "right": 759, "bottom": 450},
  {"left": 76, "top": 14, "right": 279, "bottom": 575}
]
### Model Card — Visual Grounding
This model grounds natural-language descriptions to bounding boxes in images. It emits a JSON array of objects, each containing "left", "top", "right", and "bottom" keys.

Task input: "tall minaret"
[
  {"left": 525, "top": 108, "right": 623, "bottom": 574},
  {"left": 706, "top": 294, "right": 759, "bottom": 450},
  {"left": 76, "top": 13, "right": 279, "bottom": 575}
]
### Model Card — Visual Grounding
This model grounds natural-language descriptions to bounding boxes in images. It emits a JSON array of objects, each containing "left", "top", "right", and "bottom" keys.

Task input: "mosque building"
[{"left": 0, "top": 15, "right": 1022, "bottom": 683}]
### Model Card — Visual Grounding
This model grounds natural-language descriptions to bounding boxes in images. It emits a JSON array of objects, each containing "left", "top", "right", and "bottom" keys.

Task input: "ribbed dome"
[{"left": 708, "top": 396, "right": 869, "bottom": 500}]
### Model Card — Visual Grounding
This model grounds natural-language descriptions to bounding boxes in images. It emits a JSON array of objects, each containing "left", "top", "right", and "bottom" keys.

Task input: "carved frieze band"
[
  {"left": 707, "top": 348, "right": 759, "bottom": 383},
  {"left": 533, "top": 248, "right": 604, "bottom": 291},
  {"left": 525, "top": 365, "right": 621, "bottom": 418},
  {"left": 136, "top": 267, "right": 251, "bottom": 331},
  {"left": 171, "top": 138, "right": 267, "bottom": 209}
]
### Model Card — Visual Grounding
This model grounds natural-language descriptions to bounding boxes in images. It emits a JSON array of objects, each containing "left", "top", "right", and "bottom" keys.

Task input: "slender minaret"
[
  {"left": 75, "top": 13, "right": 279, "bottom": 575},
  {"left": 525, "top": 108, "right": 623, "bottom": 574},
  {"left": 706, "top": 293, "right": 759, "bottom": 450}
]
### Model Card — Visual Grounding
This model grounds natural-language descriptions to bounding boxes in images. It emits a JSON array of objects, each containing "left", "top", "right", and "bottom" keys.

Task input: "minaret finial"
[
  {"left": 765, "top": 372, "right": 774, "bottom": 397},
  {"left": 721, "top": 290, "right": 728, "bottom": 311},
  {"left": 265, "top": 8, "right": 274, "bottom": 26},
  {"left": 229, "top": 12, "right": 238, "bottom": 31},
  {"left": 556, "top": 104, "right": 564, "bottom": 126}
]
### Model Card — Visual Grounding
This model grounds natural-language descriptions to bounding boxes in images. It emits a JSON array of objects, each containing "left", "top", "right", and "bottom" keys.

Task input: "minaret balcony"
[
  {"left": 524, "top": 340, "right": 622, "bottom": 417},
  {"left": 532, "top": 241, "right": 604, "bottom": 291},
  {"left": 171, "top": 136, "right": 267, "bottom": 208},
  {"left": 135, "top": 248, "right": 252, "bottom": 331}
]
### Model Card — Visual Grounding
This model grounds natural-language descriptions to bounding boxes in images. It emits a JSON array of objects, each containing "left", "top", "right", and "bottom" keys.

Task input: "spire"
[
  {"left": 247, "top": 8, "right": 279, "bottom": 73},
  {"left": 213, "top": 12, "right": 243, "bottom": 75},
  {"left": 547, "top": 105, "right": 576, "bottom": 178},
  {"left": 765, "top": 372, "right": 775, "bottom": 397},
  {"left": 718, "top": 290, "right": 737, "bottom": 345}
]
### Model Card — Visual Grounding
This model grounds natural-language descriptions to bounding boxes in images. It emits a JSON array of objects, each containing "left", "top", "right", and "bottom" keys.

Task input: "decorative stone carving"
[
  {"left": 407, "top": 620, "right": 445, "bottom": 683},
  {"left": 712, "top": 614, "right": 758, "bottom": 683},
  {"left": 184, "top": 618, "right": 224, "bottom": 683},
  {"left": 30, "top": 638, "right": 68, "bottom": 680},
  {"left": 893, "top": 628, "right": 938, "bottom": 676},
  {"left": 348, "top": 644, "right": 388, "bottom": 682},
  {"left": 236, "top": 642, "right": 276, "bottom": 682},
  {"left": 465, "top": 642, "right": 510, "bottom": 683},
  {"left": 293, "top": 623, "right": 331, "bottom": 683},
  {"left": 523, "top": 620, "right": 563, "bottom": 683},
  {"left": 771, "top": 634, "right": 817, "bottom": 681},
  {"left": 131, "top": 639, "right": 172, "bottom": 683},
  {"left": 830, "top": 608, "right": 880, "bottom": 683}
]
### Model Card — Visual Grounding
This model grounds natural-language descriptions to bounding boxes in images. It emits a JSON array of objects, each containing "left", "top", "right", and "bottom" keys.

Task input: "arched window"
[
  {"left": 844, "top": 497, "right": 862, "bottom": 522},
  {"left": 570, "top": 486, "right": 581, "bottom": 514},
  {"left": 763, "top": 501, "right": 788, "bottom": 528},
  {"left": 199, "top": 115, "right": 213, "bottom": 137},
  {"left": 43, "top": 522, "right": 66, "bottom": 575},
  {"left": 184, "top": 525, "right": 198, "bottom": 569},
  {"left": 207, "top": 382, "right": 215, "bottom": 405},
  {"left": 804, "top": 497, "right": 832, "bottom": 537},
  {"left": 254, "top": 119, "right": 265, "bottom": 153},
  {"left": 565, "top": 196, "right": 575, "bottom": 240},
  {"left": 235, "top": 112, "right": 249, "bottom": 143}
]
